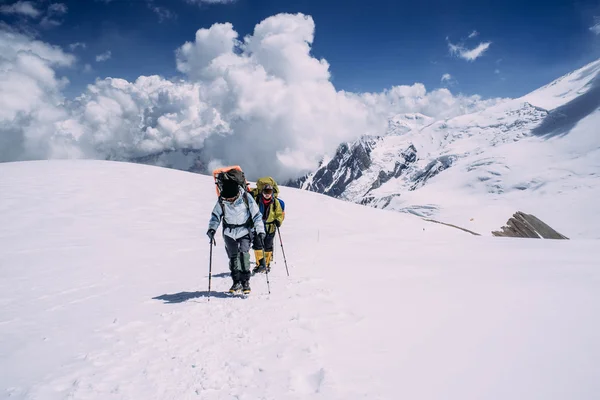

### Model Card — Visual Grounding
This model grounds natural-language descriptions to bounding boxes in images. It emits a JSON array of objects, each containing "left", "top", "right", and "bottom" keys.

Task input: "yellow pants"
[{"left": 254, "top": 249, "right": 273, "bottom": 267}]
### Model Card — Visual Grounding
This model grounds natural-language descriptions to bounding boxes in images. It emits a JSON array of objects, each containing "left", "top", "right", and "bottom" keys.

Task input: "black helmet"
[{"left": 220, "top": 180, "right": 239, "bottom": 200}]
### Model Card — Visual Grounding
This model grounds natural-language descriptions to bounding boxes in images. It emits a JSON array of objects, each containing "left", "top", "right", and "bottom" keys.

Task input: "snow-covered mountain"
[{"left": 291, "top": 59, "right": 600, "bottom": 237}]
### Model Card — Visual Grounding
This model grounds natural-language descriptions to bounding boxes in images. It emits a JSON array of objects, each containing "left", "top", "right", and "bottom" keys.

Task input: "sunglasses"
[{"left": 263, "top": 189, "right": 273, "bottom": 195}]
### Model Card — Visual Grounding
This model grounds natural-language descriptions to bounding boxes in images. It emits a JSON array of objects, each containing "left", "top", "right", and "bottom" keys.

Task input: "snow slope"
[
  {"left": 294, "top": 59, "right": 600, "bottom": 238},
  {"left": 1, "top": 160, "right": 600, "bottom": 400}
]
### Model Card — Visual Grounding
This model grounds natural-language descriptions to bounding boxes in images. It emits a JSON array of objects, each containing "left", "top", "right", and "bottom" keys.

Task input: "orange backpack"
[
  {"left": 212, "top": 166, "right": 254, "bottom": 230},
  {"left": 212, "top": 165, "right": 251, "bottom": 197}
]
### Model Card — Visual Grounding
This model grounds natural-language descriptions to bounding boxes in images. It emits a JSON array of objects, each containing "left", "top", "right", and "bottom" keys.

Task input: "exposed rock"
[
  {"left": 294, "top": 137, "right": 376, "bottom": 197},
  {"left": 285, "top": 176, "right": 306, "bottom": 189},
  {"left": 409, "top": 154, "right": 457, "bottom": 191},
  {"left": 366, "top": 144, "right": 418, "bottom": 193},
  {"left": 492, "top": 211, "right": 569, "bottom": 239}
]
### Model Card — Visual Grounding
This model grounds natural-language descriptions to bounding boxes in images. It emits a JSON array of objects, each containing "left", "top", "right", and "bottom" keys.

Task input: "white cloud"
[
  {"left": 590, "top": 17, "right": 600, "bottom": 35},
  {"left": 67, "top": 76, "right": 230, "bottom": 159},
  {"left": 0, "top": 14, "right": 505, "bottom": 181},
  {"left": 175, "top": 22, "right": 239, "bottom": 80},
  {"left": 440, "top": 73, "right": 458, "bottom": 86},
  {"left": 148, "top": 4, "right": 176, "bottom": 22},
  {"left": 448, "top": 39, "right": 491, "bottom": 61},
  {"left": 43, "top": 2, "right": 68, "bottom": 26},
  {"left": 48, "top": 3, "right": 68, "bottom": 15},
  {"left": 468, "top": 30, "right": 479, "bottom": 38},
  {"left": 96, "top": 51, "right": 112, "bottom": 62},
  {"left": 69, "top": 42, "right": 86, "bottom": 51},
  {"left": 0, "top": 29, "right": 75, "bottom": 66},
  {"left": 0, "top": 2, "right": 68, "bottom": 28},
  {"left": 0, "top": 1, "right": 41, "bottom": 18},
  {"left": 0, "top": 29, "right": 78, "bottom": 162}
]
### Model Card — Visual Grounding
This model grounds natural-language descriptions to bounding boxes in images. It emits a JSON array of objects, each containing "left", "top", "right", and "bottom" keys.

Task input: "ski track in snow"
[{"left": 1, "top": 160, "right": 600, "bottom": 400}]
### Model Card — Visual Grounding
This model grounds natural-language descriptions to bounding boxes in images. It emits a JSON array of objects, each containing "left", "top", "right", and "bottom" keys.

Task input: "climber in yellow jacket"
[{"left": 251, "top": 178, "right": 285, "bottom": 274}]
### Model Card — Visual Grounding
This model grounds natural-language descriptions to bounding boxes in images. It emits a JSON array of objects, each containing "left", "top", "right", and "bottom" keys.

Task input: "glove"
[
  {"left": 207, "top": 229, "right": 215, "bottom": 242},
  {"left": 258, "top": 233, "right": 265, "bottom": 246},
  {"left": 274, "top": 220, "right": 281, "bottom": 228}
]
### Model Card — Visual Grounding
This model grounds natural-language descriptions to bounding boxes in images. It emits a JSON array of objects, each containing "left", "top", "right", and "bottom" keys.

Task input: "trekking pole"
[
  {"left": 262, "top": 247, "right": 271, "bottom": 294},
  {"left": 276, "top": 226, "right": 290, "bottom": 277},
  {"left": 208, "top": 237, "right": 215, "bottom": 301}
]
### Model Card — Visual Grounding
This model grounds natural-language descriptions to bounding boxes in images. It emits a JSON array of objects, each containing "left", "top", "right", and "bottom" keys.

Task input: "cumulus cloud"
[
  {"left": 468, "top": 30, "right": 479, "bottom": 38},
  {"left": 175, "top": 22, "right": 239, "bottom": 80},
  {"left": 0, "top": 29, "right": 77, "bottom": 162},
  {"left": 448, "top": 40, "right": 491, "bottom": 61},
  {"left": 0, "top": 13, "right": 505, "bottom": 181},
  {"left": 0, "top": 1, "right": 41, "bottom": 18},
  {"left": 96, "top": 50, "right": 112, "bottom": 62},
  {"left": 441, "top": 73, "right": 452, "bottom": 82},
  {"left": 64, "top": 76, "right": 231, "bottom": 160}
]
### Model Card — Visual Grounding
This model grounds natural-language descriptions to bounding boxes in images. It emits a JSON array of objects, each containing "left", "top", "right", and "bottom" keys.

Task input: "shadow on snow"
[
  {"left": 210, "top": 272, "right": 231, "bottom": 278},
  {"left": 531, "top": 74, "right": 600, "bottom": 138},
  {"left": 153, "top": 291, "right": 231, "bottom": 303}
]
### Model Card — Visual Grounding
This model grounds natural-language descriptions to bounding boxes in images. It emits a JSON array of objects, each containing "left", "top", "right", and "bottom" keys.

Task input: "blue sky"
[{"left": 3, "top": 0, "right": 600, "bottom": 99}]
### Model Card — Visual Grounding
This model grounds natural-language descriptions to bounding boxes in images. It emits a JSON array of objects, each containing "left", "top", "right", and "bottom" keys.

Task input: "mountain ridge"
[{"left": 287, "top": 59, "right": 600, "bottom": 231}]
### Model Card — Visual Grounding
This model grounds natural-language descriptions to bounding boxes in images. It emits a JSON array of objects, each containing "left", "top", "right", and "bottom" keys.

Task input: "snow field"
[{"left": 1, "top": 160, "right": 599, "bottom": 399}]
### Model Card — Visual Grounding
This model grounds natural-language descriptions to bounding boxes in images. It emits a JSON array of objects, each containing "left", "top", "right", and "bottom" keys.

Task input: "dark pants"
[
  {"left": 252, "top": 231, "right": 276, "bottom": 252},
  {"left": 223, "top": 234, "right": 252, "bottom": 283}
]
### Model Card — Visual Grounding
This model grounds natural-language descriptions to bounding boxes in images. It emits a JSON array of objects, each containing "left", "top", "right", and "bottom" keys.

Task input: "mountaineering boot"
[
  {"left": 253, "top": 249, "right": 267, "bottom": 273},
  {"left": 242, "top": 280, "right": 251, "bottom": 294},
  {"left": 229, "top": 282, "right": 242, "bottom": 293}
]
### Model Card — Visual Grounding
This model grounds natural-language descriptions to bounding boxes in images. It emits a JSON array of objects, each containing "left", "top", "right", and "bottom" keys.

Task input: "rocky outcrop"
[{"left": 492, "top": 211, "right": 569, "bottom": 239}]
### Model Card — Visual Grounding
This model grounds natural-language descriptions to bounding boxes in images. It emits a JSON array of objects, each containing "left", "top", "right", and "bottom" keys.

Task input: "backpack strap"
[{"left": 220, "top": 192, "right": 254, "bottom": 231}]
